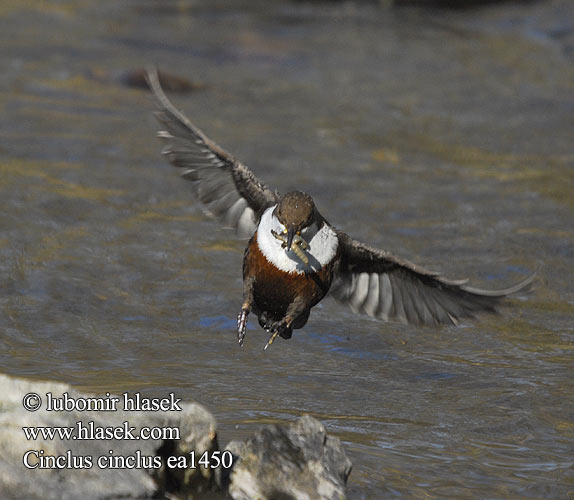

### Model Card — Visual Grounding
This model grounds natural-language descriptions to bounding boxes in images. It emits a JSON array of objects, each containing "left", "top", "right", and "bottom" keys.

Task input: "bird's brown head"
[{"left": 273, "top": 191, "right": 316, "bottom": 250}]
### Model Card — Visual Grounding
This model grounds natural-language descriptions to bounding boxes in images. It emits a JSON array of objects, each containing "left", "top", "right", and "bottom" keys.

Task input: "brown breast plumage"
[{"left": 243, "top": 231, "right": 337, "bottom": 321}]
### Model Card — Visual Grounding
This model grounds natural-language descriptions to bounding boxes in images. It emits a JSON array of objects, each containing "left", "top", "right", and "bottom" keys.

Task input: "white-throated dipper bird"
[{"left": 147, "top": 70, "right": 534, "bottom": 350}]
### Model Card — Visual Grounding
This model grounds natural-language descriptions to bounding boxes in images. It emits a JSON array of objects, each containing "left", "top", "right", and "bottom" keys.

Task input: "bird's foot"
[
  {"left": 263, "top": 329, "right": 280, "bottom": 351},
  {"left": 263, "top": 320, "right": 292, "bottom": 350},
  {"left": 237, "top": 308, "right": 249, "bottom": 347}
]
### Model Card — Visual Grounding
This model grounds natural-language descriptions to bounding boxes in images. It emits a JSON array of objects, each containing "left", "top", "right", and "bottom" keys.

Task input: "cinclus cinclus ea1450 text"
[{"left": 146, "top": 69, "right": 534, "bottom": 350}]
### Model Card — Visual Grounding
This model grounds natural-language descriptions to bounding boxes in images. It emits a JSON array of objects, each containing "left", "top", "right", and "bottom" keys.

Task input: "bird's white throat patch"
[{"left": 256, "top": 206, "right": 338, "bottom": 274}]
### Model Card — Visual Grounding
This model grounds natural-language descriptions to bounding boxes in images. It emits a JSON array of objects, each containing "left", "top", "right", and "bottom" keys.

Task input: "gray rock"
[
  {"left": 0, "top": 374, "right": 219, "bottom": 500},
  {"left": 0, "top": 375, "right": 352, "bottom": 500},
  {"left": 224, "top": 415, "right": 352, "bottom": 500}
]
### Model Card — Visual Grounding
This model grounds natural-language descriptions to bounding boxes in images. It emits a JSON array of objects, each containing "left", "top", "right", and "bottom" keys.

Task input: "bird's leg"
[
  {"left": 237, "top": 276, "right": 255, "bottom": 347},
  {"left": 237, "top": 307, "right": 249, "bottom": 347},
  {"left": 263, "top": 320, "right": 294, "bottom": 350},
  {"left": 263, "top": 329, "right": 280, "bottom": 350},
  {"left": 263, "top": 298, "right": 306, "bottom": 350}
]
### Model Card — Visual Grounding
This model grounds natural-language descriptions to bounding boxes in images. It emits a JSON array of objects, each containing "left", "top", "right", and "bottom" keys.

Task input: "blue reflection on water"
[
  {"left": 200, "top": 315, "right": 255, "bottom": 330},
  {"left": 303, "top": 332, "right": 397, "bottom": 360}
]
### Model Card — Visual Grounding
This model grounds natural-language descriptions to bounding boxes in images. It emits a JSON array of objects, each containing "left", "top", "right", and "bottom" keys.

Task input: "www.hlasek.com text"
[{"left": 23, "top": 420, "right": 180, "bottom": 441}]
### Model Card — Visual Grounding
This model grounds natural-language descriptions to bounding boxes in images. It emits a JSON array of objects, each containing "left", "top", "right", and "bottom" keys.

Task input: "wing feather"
[
  {"left": 330, "top": 230, "right": 535, "bottom": 327},
  {"left": 147, "top": 68, "right": 278, "bottom": 238},
  {"left": 378, "top": 273, "right": 393, "bottom": 320},
  {"left": 362, "top": 273, "right": 380, "bottom": 317}
]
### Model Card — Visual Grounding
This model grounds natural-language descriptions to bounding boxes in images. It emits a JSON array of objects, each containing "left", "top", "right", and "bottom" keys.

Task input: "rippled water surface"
[{"left": 1, "top": 0, "right": 573, "bottom": 497}]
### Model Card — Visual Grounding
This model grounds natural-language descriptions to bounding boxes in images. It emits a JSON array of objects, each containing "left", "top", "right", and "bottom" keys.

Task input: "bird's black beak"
[{"left": 286, "top": 227, "right": 295, "bottom": 251}]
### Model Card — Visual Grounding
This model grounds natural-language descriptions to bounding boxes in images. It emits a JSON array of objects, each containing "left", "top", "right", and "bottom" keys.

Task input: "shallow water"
[{"left": 1, "top": 0, "right": 573, "bottom": 497}]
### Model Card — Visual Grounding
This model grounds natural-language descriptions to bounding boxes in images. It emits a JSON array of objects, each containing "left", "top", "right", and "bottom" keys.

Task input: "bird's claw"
[
  {"left": 263, "top": 330, "right": 280, "bottom": 351},
  {"left": 263, "top": 320, "right": 291, "bottom": 350},
  {"left": 237, "top": 308, "right": 249, "bottom": 347}
]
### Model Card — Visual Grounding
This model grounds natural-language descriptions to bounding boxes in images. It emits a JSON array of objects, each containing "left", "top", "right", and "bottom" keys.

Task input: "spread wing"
[
  {"left": 147, "top": 69, "right": 278, "bottom": 238},
  {"left": 330, "top": 231, "right": 535, "bottom": 326}
]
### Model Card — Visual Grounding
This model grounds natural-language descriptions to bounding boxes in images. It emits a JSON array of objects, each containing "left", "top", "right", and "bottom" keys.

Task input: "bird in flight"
[{"left": 146, "top": 69, "right": 534, "bottom": 350}]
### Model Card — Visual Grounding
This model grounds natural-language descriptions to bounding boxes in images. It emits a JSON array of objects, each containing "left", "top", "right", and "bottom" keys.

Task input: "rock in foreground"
[
  {"left": 0, "top": 374, "right": 352, "bottom": 500},
  {"left": 225, "top": 415, "right": 352, "bottom": 500},
  {"left": 0, "top": 374, "right": 219, "bottom": 500}
]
